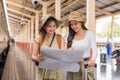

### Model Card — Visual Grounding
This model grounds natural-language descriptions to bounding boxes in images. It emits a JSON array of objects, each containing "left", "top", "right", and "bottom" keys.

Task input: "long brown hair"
[{"left": 67, "top": 21, "right": 88, "bottom": 48}]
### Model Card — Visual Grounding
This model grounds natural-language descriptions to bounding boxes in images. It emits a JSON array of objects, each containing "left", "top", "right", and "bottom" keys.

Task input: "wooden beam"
[
  {"left": 55, "top": 0, "right": 61, "bottom": 20},
  {"left": 8, "top": 13, "right": 29, "bottom": 21},
  {"left": 113, "top": 11, "right": 120, "bottom": 16},
  {"left": 8, "top": 19, "right": 20, "bottom": 23},
  {"left": 60, "top": 0, "right": 86, "bottom": 20},
  {"left": 9, "top": 21, "right": 19, "bottom": 24},
  {"left": 96, "top": 8, "right": 113, "bottom": 16},
  {"left": 116, "top": 0, "right": 120, "bottom": 3},
  {"left": 7, "top": 8, "right": 33, "bottom": 18},
  {"left": 62, "top": 0, "right": 78, "bottom": 11},
  {"left": 8, "top": 17, "right": 20, "bottom": 22},
  {"left": 41, "top": 0, "right": 54, "bottom": 4},
  {"left": 7, "top": 1, "right": 37, "bottom": 13},
  {"left": 42, "top": 2, "right": 47, "bottom": 16},
  {"left": 48, "top": 0, "right": 74, "bottom": 14},
  {"left": 51, "top": 0, "right": 85, "bottom": 18},
  {"left": 78, "top": 0, "right": 113, "bottom": 16},
  {"left": 96, "top": 11, "right": 120, "bottom": 20}
]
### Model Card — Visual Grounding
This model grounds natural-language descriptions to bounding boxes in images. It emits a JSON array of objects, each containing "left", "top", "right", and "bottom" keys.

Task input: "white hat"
[{"left": 40, "top": 15, "right": 62, "bottom": 29}]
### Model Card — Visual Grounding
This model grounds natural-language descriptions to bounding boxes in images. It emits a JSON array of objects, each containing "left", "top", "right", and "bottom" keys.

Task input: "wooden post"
[
  {"left": 110, "top": 16, "right": 114, "bottom": 51},
  {"left": 86, "top": 0, "right": 96, "bottom": 58},
  {"left": 42, "top": 2, "right": 47, "bottom": 16},
  {"left": 111, "top": 16, "right": 114, "bottom": 39},
  {"left": 86, "top": 0, "right": 96, "bottom": 34},
  {"left": 35, "top": 13, "right": 39, "bottom": 37},
  {"left": 55, "top": 0, "right": 61, "bottom": 20}
]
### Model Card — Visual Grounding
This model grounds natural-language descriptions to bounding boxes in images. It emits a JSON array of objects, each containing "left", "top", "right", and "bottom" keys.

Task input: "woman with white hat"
[
  {"left": 67, "top": 11, "right": 98, "bottom": 80},
  {"left": 32, "top": 15, "right": 65, "bottom": 80}
]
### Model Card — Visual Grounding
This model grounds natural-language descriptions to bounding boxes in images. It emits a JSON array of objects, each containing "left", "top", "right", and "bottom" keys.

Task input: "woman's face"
[
  {"left": 45, "top": 21, "right": 57, "bottom": 35},
  {"left": 69, "top": 20, "right": 82, "bottom": 33}
]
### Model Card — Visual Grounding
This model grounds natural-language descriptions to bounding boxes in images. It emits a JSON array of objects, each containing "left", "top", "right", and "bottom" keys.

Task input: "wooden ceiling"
[{"left": 5, "top": 0, "right": 120, "bottom": 37}]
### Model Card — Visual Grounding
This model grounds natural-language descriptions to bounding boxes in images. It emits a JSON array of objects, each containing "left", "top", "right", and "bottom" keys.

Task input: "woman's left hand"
[{"left": 88, "top": 60, "right": 96, "bottom": 67}]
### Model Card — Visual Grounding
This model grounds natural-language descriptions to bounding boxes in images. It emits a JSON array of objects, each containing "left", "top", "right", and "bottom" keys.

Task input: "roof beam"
[
  {"left": 8, "top": 13, "right": 29, "bottom": 21},
  {"left": 7, "top": 8, "right": 33, "bottom": 18},
  {"left": 77, "top": 0, "right": 113, "bottom": 16},
  {"left": 95, "top": 8, "right": 113, "bottom": 16},
  {"left": 9, "top": 21, "right": 19, "bottom": 25},
  {"left": 116, "top": 0, "right": 120, "bottom": 3},
  {"left": 48, "top": 0, "right": 74, "bottom": 14},
  {"left": 7, "top": 1, "right": 37, "bottom": 13},
  {"left": 41, "top": 0, "right": 54, "bottom": 4},
  {"left": 62, "top": 0, "right": 78, "bottom": 11},
  {"left": 8, "top": 18, "right": 20, "bottom": 23},
  {"left": 97, "top": 11, "right": 120, "bottom": 20},
  {"left": 8, "top": 17, "right": 20, "bottom": 22},
  {"left": 51, "top": 0, "right": 85, "bottom": 18}
]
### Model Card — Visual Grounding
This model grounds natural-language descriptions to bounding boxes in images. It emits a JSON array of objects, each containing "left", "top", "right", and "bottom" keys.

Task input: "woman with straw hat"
[
  {"left": 67, "top": 11, "right": 98, "bottom": 80},
  {"left": 32, "top": 15, "right": 65, "bottom": 80}
]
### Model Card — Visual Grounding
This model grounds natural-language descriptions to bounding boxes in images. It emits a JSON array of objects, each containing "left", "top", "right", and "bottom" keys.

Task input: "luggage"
[
  {"left": 100, "top": 53, "right": 107, "bottom": 63},
  {"left": 84, "top": 64, "right": 97, "bottom": 80}
]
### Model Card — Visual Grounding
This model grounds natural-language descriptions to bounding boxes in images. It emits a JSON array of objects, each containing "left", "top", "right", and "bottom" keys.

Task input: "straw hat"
[
  {"left": 68, "top": 11, "right": 84, "bottom": 22},
  {"left": 40, "top": 14, "right": 62, "bottom": 29}
]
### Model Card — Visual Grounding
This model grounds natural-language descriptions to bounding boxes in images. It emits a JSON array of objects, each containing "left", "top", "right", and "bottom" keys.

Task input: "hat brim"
[
  {"left": 68, "top": 19, "right": 84, "bottom": 22},
  {"left": 40, "top": 16, "right": 62, "bottom": 29}
]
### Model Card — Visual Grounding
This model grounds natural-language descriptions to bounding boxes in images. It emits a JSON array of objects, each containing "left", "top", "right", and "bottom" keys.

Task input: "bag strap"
[
  {"left": 49, "top": 33, "right": 55, "bottom": 47},
  {"left": 56, "top": 34, "right": 61, "bottom": 49},
  {"left": 38, "top": 33, "right": 61, "bottom": 48}
]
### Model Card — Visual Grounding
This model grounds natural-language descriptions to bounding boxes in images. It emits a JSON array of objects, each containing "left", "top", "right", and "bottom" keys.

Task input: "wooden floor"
[{"left": 1, "top": 45, "right": 120, "bottom": 80}]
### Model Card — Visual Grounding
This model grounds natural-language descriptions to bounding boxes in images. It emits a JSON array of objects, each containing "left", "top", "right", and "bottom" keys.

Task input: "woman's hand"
[
  {"left": 87, "top": 60, "right": 96, "bottom": 67},
  {"left": 78, "top": 61, "right": 83, "bottom": 66},
  {"left": 68, "top": 47, "right": 73, "bottom": 50},
  {"left": 32, "top": 55, "right": 45, "bottom": 62}
]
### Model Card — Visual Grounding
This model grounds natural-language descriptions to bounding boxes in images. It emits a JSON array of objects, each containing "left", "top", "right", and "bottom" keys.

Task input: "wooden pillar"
[
  {"left": 30, "top": 17, "right": 34, "bottom": 53},
  {"left": 55, "top": 0, "right": 61, "bottom": 34},
  {"left": 86, "top": 0, "right": 96, "bottom": 58},
  {"left": 28, "top": 21, "right": 31, "bottom": 51},
  {"left": 55, "top": 0, "right": 61, "bottom": 20},
  {"left": 28, "top": 21, "right": 30, "bottom": 49},
  {"left": 23, "top": 25, "right": 26, "bottom": 42},
  {"left": 86, "top": 0, "right": 96, "bottom": 34},
  {"left": 26, "top": 24, "right": 28, "bottom": 48},
  {"left": 35, "top": 13, "right": 39, "bottom": 37},
  {"left": 31, "top": 17, "right": 34, "bottom": 42},
  {"left": 111, "top": 16, "right": 114, "bottom": 39},
  {"left": 42, "top": 2, "right": 47, "bottom": 16},
  {"left": 26, "top": 23, "right": 28, "bottom": 42},
  {"left": 110, "top": 16, "right": 114, "bottom": 51}
]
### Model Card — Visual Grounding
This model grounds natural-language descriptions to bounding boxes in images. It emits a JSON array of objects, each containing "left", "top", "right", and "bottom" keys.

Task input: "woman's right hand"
[{"left": 32, "top": 55, "right": 45, "bottom": 62}]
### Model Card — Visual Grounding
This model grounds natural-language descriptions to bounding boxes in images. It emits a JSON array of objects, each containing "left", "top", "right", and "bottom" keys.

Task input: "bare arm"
[
  {"left": 31, "top": 36, "right": 45, "bottom": 62},
  {"left": 88, "top": 31, "right": 97, "bottom": 66}
]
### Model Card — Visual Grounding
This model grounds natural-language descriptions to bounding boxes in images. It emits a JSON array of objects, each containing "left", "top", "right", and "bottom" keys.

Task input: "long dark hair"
[{"left": 67, "top": 22, "right": 88, "bottom": 48}]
